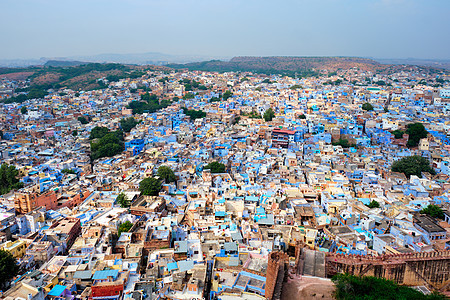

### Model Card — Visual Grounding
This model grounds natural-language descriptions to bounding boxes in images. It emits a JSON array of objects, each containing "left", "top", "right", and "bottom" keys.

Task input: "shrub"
[{"left": 391, "top": 155, "right": 435, "bottom": 178}]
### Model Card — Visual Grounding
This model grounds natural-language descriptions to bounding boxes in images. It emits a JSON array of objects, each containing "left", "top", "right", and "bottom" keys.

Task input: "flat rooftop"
[{"left": 414, "top": 215, "right": 446, "bottom": 233}]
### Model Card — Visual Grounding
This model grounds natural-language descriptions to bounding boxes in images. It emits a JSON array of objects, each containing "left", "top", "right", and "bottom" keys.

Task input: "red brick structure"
[
  {"left": 326, "top": 251, "right": 450, "bottom": 292},
  {"left": 57, "top": 190, "right": 91, "bottom": 209},
  {"left": 265, "top": 251, "right": 289, "bottom": 300},
  {"left": 392, "top": 133, "right": 409, "bottom": 147},
  {"left": 144, "top": 228, "right": 171, "bottom": 251},
  {"left": 48, "top": 217, "right": 81, "bottom": 250},
  {"left": 91, "top": 283, "right": 123, "bottom": 299},
  {"left": 14, "top": 190, "right": 91, "bottom": 214},
  {"left": 271, "top": 128, "right": 295, "bottom": 148},
  {"left": 15, "top": 190, "right": 58, "bottom": 214}
]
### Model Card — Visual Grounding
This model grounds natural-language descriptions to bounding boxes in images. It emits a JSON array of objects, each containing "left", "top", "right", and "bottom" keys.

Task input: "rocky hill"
[{"left": 168, "top": 56, "right": 384, "bottom": 76}]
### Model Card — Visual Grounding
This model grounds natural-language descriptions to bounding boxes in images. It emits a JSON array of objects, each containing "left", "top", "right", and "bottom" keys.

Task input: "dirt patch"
[
  {"left": 33, "top": 72, "right": 61, "bottom": 84},
  {"left": 281, "top": 275, "right": 335, "bottom": 300},
  {"left": 0, "top": 72, "right": 34, "bottom": 80}
]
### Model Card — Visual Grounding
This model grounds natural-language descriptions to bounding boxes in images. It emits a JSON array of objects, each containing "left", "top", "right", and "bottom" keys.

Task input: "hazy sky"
[{"left": 1, "top": 0, "right": 449, "bottom": 60}]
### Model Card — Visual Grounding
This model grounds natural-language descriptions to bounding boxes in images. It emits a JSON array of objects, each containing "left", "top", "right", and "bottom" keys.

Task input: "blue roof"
[
  {"left": 215, "top": 211, "right": 226, "bottom": 217},
  {"left": 167, "top": 262, "right": 178, "bottom": 271},
  {"left": 92, "top": 269, "right": 119, "bottom": 280},
  {"left": 245, "top": 196, "right": 259, "bottom": 202},
  {"left": 174, "top": 240, "right": 188, "bottom": 253},
  {"left": 73, "top": 270, "right": 92, "bottom": 279},
  {"left": 224, "top": 242, "right": 238, "bottom": 252},
  {"left": 257, "top": 214, "right": 274, "bottom": 225},
  {"left": 229, "top": 256, "right": 240, "bottom": 266},
  {"left": 48, "top": 285, "right": 66, "bottom": 297},
  {"left": 177, "top": 260, "right": 194, "bottom": 272},
  {"left": 231, "top": 231, "right": 243, "bottom": 241}
]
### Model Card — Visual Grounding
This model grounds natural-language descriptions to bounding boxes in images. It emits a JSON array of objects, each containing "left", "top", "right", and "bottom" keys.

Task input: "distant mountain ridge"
[
  {"left": 2, "top": 54, "right": 449, "bottom": 71},
  {"left": 0, "top": 52, "right": 222, "bottom": 67},
  {"left": 69, "top": 52, "right": 219, "bottom": 65},
  {"left": 44, "top": 60, "right": 88, "bottom": 67}
]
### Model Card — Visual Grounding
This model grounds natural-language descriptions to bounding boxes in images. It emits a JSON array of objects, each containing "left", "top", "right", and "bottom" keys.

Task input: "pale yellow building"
[{"left": 1, "top": 240, "right": 27, "bottom": 258}]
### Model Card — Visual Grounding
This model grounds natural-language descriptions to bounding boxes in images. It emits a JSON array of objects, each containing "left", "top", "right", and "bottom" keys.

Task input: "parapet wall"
[
  {"left": 265, "top": 251, "right": 289, "bottom": 300},
  {"left": 326, "top": 251, "right": 450, "bottom": 291}
]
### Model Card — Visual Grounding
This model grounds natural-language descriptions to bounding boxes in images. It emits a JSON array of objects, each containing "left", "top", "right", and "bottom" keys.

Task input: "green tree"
[
  {"left": 406, "top": 123, "right": 428, "bottom": 147},
  {"left": 89, "top": 126, "right": 110, "bottom": 140},
  {"left": 157, "top": 166, "right": 176, "bottom": 184},
  {"left": 0, "top": 249, "right": 19, "bottom": 288},
  {"left": 183, "top": 92, "right": 195, "bottom": 100},
  {"left": 90, "top": 130, "right": 124, "bottom": 160},
  {"left": 20, "top": 106, "right": 27, "bottom": 114},
  {"left": 0, "top": 164, "right": 24, "bottom": 195},
  {"left": 120, "top": 117, "right": 139, "bottom": 133},
  {"left": 184, "top": 83, "right": 193, "bottom": 91},
  {"left": 332, "top": 273, "right": 445, "bottom": 300},
  {"left": 182, "top": 108, "right": 206, "bottom": 120},
  {"left": 263, "top": 108, "right": 275, "bottom": 122},
  {"left": 392, "top": 130, "right": 404, "bottom": 139},
  {"left": 332, "top": 139, "right": 355, "bottom": 148},
  {"left": 391, "top": 155, "right": 435, "bottom": 178},
  {"left": 127, "top": 96, "right": 171, "bottom": 115},
  {"left": 421, "top": 204, "right": 444, "bottom": 219},
  {"left": 241, "top": 111, "right": 262, "bottom": 119},
  {"left": 118, "top": 221, "right": 133, "bottom": 236},
  {"left": 362, "top": 103, "right": 374, "bottom": 111},
  {"left": 299, "top": 114, "right": 306, "bottom": 119},
  {"left": 72, "top": 130, "right": 78, "bottom": 137},
  {"left": 61, "top": 168, "right": 76, "bottom": 175},
  {"left": 222, "top": 90, "right": 233, "bottom": 100},
  {"left": 141, "top": 92, "right": 159, "bottom": 104},
  {"left": 116, "top": 192, "right": 130, "bottom": 208},
  {"left": 139, "top": 177, "right": 162, "bottom": 196},
  {"left": 78, "top": 116, "right": 88, "bottom": 124},
  {"left": 367, "top": 200, "right": 380, "bottom": 209},
  {"left": 204, "top": 161, "right": 226, "bottom": 173}
]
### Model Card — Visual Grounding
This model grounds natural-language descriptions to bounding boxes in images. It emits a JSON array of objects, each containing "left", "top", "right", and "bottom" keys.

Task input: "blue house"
[{"left": 125, "top": 139, "right": 145, "bottom": 156}]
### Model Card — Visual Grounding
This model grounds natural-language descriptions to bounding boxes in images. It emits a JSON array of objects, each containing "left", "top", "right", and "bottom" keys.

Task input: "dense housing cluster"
[{"left": 0, "top": 66, "right": 450, "bottom": 299}]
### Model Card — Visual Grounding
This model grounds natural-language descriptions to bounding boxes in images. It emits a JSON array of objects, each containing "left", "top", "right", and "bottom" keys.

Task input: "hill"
[
  {"left": 168, "top": 56, "right": 383, "bottom": 76},
  {"left": 2, "top": 63, "right": 169, "bottom": 103}
]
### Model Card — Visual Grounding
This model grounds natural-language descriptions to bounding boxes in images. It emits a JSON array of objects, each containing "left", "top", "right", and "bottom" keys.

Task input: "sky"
[{"left": 1, "top": 0, "right": 449, "bottom": 60}]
